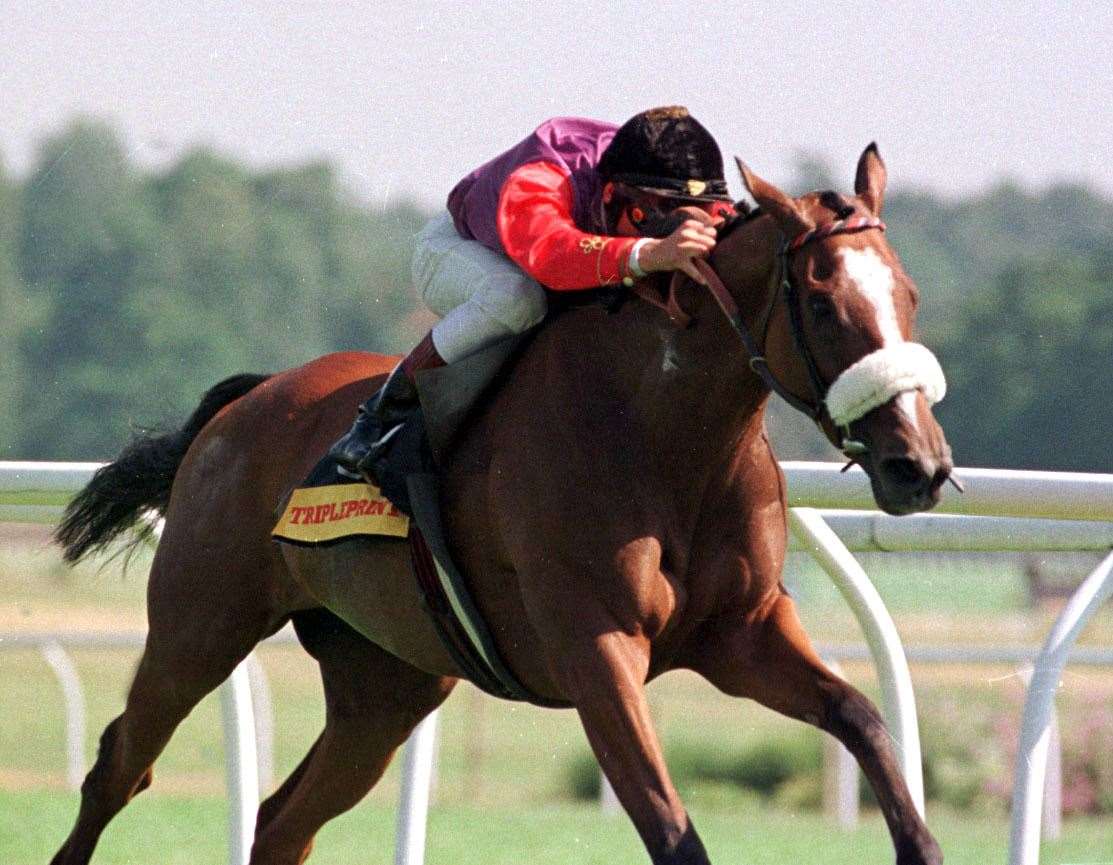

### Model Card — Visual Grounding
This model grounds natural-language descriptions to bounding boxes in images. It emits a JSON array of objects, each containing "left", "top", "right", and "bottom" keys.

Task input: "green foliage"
[
  {"left": 935, "top": 250, "right": 1113, "bottom": 469},
  {"left": 699, "top": 736, "right": 822, "bottom": 794},
  {"left": 565, "top": 750, "right": 604, "bottom": 800},
  {"left": 7, "top": 121, "right": 426, "bottom": 459},
  {"left": 0, "top": 157, "right": 34, "bottom": 456},
  {"left": 919, "top": 693, "right": 1010, "bottom": 814},
  {"left": 875, "top": 181, "right": 1113, "bottom": 470},
  {"left": 19, "top": 120, "right": 166, "bottom": 459},
  {"left": 565, "top": 689, "right": 1113, "bottom": 818},
  {"left": 920, "top": 689, "right": 1113, "bottom": 816},
  {"left": 564, "top": 735, "right": 822, "bottom": 802}
]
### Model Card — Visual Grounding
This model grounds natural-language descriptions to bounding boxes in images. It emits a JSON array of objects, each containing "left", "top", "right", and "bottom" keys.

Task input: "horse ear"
[
  {"left": 854, "top": 142, "right": 887, "bottom": 215},
  {"left": 735, "top": 157, "right": 812, "bottom": 236}
]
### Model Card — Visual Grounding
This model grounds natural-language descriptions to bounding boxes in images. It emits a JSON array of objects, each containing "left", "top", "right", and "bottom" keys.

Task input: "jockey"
[{"left": 330, "top": 106, "right": 735, "bottom": 478}]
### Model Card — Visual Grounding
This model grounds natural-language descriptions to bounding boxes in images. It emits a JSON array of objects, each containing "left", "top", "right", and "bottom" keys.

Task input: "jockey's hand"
[{"left": 636, "top": 207, "right": 722, "bottom": 285}]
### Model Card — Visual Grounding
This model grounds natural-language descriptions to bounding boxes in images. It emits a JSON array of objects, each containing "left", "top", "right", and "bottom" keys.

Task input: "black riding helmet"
[{"left": 597, "top": 106, "right": 732, "bottom": 204}]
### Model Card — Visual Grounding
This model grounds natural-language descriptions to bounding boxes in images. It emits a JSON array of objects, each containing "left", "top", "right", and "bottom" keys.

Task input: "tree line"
[{"left": 2, "top": 119, "right": 1110, "bottom": 471}]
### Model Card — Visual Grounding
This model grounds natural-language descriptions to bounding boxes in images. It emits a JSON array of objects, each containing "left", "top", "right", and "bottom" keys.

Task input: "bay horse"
[{"left": 51, "top": 146, "right": 952, "bottom": 865}]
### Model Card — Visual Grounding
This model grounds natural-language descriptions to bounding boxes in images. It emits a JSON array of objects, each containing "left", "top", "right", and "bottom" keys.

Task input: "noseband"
[{"left": 691, "top": 215, "right": 944, "bottom": 456}]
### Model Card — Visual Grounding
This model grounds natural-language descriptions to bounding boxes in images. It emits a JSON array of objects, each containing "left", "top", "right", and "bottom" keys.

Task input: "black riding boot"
[{"left": 328, "top": 363, "right": 419, "bottom": 477}]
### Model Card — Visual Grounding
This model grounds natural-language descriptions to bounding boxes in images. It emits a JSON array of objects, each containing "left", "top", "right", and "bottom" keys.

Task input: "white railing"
[{"left": 2, "top": 459, "right": 1111, "bottom": 865}]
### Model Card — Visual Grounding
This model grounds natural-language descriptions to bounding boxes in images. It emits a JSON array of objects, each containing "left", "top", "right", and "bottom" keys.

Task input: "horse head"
[{"left": 712, "top": 144, "right": 952, "bottom": 515}]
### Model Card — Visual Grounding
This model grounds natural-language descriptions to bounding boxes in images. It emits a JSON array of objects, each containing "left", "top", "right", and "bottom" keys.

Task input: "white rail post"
[
  {"left": 394, "top": 710, "right": 439, "bottom": 865},
  {"left": 1042, "top": 707, "right": 1061, "bottom": 841},
  {"left": 221, "top": 660, "right": 260, "bottom": 865},
  {"left": 245, "top": 653, "right": 275, "bottom": 793},
  {"left": 1008, "top": 549, "right": 1113, "bottom": 865},
  {"left": 789, "top": 508, "right": 925, "bottom": 815},
  {"left": 40, "top": 640, "right": 87, "bottom": 790}
]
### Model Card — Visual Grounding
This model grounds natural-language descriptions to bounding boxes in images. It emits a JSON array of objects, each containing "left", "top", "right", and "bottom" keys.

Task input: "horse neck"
[{"left": 579, "top": 242, "right": 780, "bottom": 493}]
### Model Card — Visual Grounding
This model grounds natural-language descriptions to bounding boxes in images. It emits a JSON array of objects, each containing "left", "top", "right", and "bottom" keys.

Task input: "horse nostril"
[{"left": 880, "top": 457, "right": 927, "bottom": 491}]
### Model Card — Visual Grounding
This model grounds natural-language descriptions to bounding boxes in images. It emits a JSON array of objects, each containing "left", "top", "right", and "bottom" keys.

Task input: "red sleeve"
[{"left": 496, "top": 161, "right": 637, "bottom": 291}]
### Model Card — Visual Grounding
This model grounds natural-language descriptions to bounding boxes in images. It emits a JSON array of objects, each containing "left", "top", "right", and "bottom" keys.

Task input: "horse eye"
[
  {"left": 809, "top": 294, "right": 837, "bottom": 321},
  {"left": 809, "top": 259, "right": 834, "bottom": 282}
]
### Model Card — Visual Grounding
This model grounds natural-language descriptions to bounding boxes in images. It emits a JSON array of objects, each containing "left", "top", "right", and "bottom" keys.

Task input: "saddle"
[{"left": 273, "top": 333, "right": 565, "bottom": 706}]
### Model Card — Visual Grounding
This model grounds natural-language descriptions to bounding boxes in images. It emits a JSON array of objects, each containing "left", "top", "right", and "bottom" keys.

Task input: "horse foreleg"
[
  {"left": 691, "top": 592, "right": 942, "bottom": 865},
  {"left": 249, "top": 611, "right": 455, "bottom": 865},
  {"left": 554, "top": 632, "right": 710, "bottom": 865}
]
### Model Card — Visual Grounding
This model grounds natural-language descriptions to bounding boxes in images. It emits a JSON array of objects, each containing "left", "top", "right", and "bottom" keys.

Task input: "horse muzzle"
[{"left": 827, "top": 343, "right": 953, "bottom": 515}]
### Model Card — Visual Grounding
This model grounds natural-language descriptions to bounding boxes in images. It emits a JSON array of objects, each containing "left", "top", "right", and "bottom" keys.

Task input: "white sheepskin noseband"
[{"left": 824, "top": 342, "right": 946, "bottom": 427}]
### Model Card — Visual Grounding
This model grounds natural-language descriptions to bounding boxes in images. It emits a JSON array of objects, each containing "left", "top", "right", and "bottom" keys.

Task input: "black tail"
[{"left": 55, "top": 373, "right": 271, "bottom": 564}]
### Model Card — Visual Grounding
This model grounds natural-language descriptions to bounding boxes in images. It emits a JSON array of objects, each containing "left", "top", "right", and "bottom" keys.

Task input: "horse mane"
[
  {"left": 715, "top": 190, "right": 858, "bottom": 245},
  {"left": 715, "top": 202, "right": 763, "bottom": 243}
]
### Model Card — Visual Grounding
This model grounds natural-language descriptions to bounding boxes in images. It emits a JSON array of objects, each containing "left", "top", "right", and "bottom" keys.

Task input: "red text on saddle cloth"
[
  {"left": 272, "top": 483, "right": 409, "bottom": 544},
  {"left": 286, "top": 497, "right": 403, "bottom": 525}
]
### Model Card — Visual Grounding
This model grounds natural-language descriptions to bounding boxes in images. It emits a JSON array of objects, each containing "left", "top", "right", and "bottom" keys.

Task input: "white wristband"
[{"left": 628, "top": 238, "right": 651, "bottom": 278}]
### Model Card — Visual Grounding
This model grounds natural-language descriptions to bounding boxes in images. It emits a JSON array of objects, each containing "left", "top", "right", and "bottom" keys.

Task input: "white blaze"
[
  {"left": 838, "top": 247, "right": 901, "bottom": 346},
  {"left": 897, "top": 390, "right": 921, "bottom": 430}
]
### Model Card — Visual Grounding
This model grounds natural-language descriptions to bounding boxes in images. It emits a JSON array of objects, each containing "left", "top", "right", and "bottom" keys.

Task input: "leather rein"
[{"left": 634, "top": 215, "right": 886, "bottom": 456}]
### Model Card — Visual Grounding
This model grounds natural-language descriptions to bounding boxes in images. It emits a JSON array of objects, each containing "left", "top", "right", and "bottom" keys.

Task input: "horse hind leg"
[
  {"left": 50, "top": 557, "right": 281, "bottom": 865},
  {"left": 249, "top": 609, "right": 455, "bottom": 865}
]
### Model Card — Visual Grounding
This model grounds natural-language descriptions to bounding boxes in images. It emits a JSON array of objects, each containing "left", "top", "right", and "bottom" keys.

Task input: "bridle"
[
  {"left": 625, "top": 189, "right": 948, "bottom": 463},
  {"left": 694, "top": 214, "right": 886, "bottom": 456}
]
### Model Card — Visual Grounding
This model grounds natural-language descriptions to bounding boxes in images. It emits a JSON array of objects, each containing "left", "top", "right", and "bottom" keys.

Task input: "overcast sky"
[{"left": 3, "top": 1, "right": 1111, "bottom": 208}]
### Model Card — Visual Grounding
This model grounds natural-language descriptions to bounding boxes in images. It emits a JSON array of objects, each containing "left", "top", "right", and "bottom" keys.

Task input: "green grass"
[{"left": 6, "top": 790, "right": 1112, "bottom": 865}]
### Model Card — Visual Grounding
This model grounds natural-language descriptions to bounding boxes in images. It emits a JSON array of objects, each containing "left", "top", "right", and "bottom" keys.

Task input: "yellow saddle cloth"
[{"left": 273, "top": 482, "right": 409, "bottom": 545}]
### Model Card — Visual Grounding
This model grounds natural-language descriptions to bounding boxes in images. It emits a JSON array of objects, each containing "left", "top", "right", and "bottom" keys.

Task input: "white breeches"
[{"left": 414, "top": 213, "right": 547, "bottom": 363}]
